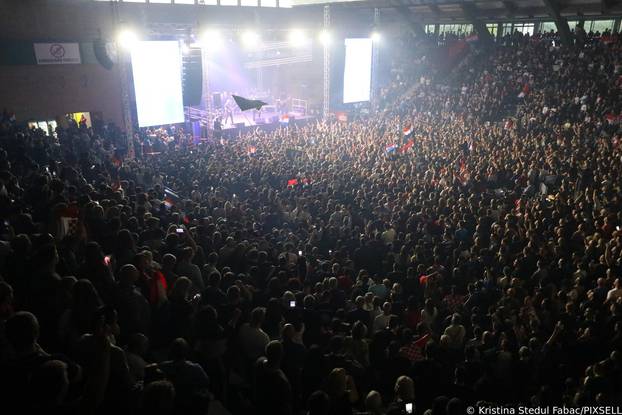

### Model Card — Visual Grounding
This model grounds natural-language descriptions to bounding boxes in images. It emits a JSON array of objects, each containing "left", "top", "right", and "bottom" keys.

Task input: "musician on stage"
[{"left": 224, "top": 99, "right": 234, "bottom": 126}]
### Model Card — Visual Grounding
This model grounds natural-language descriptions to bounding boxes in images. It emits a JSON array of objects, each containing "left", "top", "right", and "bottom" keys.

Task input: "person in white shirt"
[
  {"left": 175, "top": 247, "right": 204, "bottom": 295},
  {"left": 421, "top": 299, "right": 439, "bottom": 331},
  {"left": 373, "top": 302, "right": 392, "bottom": 333},
  {"left": 238, "top": 307, "right": 270, "bottom": 362},
  {"left": 381, "top": 223, "right": 396, "bottom": 244},
  {"left": 443, "top": 313, "right": 466, "bottom": 350}
]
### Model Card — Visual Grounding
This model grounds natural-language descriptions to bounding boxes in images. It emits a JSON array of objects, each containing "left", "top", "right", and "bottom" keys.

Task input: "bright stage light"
[
  {"left": 117, "top": 29, "right": 139, "bottom": 50},
  {"left": 371, "top": 32, "right": 381, "bottom": 42},
  {"left": 180, "top": 41, "right": 191, "bottom": 55},
  {"left": 288, "top": 29, "right": 308, "bottom": 47},
  {"left": 201, "top": 30, "right": 223, "bottom": 51},
  {"left": 241, "top": 30, "right": 260, "bottom": 48},
  {"left": 318, "top": 30, "right": 331, "bottom": 46}
]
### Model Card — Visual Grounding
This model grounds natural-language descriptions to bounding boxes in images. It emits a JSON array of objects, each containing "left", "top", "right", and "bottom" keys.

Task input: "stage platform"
[
  {"left": 185, "top": 104, "right": 315, "bottom": 140},
  {"left": 219, "top": 112, "right": 313, "bottom": 130}
]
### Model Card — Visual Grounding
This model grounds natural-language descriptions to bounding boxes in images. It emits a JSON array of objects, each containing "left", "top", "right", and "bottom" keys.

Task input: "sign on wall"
[{"left": 33, "top": 43, "right": 81, "bottom": 65}]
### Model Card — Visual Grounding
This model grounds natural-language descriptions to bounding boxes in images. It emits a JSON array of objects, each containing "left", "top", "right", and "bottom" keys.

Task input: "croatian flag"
[
  {"left": 164, "top": 187, "right": 180, "bottom": 209},
  {"left": 280, "top": 114, "right": 290, "bottom": 125},
  {"left": 385, "top": 144, "right": 398, "bottom": 154},
  {"left": 399, "top": 139, "right": 414, "bottom": 153},
  {"left": 403, "top": 124, "right": 413, "bottom": 141}
]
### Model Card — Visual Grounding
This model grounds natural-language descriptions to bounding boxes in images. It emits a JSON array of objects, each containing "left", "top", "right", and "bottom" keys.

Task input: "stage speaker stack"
[
  {"left": 235, "top": 122, "right": 245, "bottom": 129},
  {"left": 93, "top": 39, "right": 114, "bottom": 70},
  {"left": 182, "top": 48, "right": 203, "bottom": 107}
]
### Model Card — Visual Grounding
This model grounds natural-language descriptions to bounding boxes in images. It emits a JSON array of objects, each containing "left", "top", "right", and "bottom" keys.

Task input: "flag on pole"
[
  {"left": 399, "top": 139, "right": 414, "bottom": 153},
  {"left": 504, "top": 119, "right": 514, "bottom": 130},
  {"left": 280, "top": 114, "right": 290, "bottom": 126},
  {"left": 403, "top": 124, "right": 413, "bottom": 142},
  {"left": 232, "top": 95, "right": 268, "bottom": 111}
]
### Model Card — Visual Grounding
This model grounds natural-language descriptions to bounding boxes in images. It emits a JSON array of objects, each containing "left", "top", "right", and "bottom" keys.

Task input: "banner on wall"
[{"left": 34, "top": 43, "right": 81, "bottom": 65}]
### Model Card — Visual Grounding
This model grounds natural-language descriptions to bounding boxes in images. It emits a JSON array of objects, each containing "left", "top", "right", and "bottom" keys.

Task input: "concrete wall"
[
  {"left": 0, "top": 0, "right": 121, "bottom": 123},
  {"left": 0, "top": 62, "right": 124, "bottom": 124}
]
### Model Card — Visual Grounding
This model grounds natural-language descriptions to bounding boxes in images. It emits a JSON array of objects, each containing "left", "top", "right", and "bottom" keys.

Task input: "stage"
[
  {"left": 185, "top": 102, "right": 315, "bottom": 139},
  {"left": 219, "top": 112, "right": 314, "bottom": 130}
]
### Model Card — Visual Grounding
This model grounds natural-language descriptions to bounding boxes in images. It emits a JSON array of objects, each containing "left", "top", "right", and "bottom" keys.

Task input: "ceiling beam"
[
  {"left": 502, "top": 1, "right": 517, "bottom": 17},
  {"left": 459, "top": 2, "right": 494, "bottom": 43},
  {"left": 391, "top": 0, "right": 428, "bottom": 38},
  {"left": 541, "top": 0, "right": 572, "bottom": 45},
  {"left": 602, "top": 0, "right": 618, "bottom": 14}
]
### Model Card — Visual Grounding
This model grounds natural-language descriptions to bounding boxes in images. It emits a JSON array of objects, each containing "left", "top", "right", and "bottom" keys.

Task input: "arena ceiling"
[{"left": 292, "top": 0, "right": 622, "bottom": 22}]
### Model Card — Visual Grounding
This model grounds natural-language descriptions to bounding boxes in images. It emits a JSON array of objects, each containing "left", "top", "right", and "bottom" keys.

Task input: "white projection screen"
[
  {"left": 343, "top": 38, "right": 373, "bottom": 104},
  {"left": 130, "top": 41, "right": 185, "bottom": 127}
]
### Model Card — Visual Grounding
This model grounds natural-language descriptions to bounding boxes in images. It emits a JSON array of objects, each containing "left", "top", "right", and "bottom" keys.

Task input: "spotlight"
[
  {"left": 117, "top": 29, "right": 139, "bottom": 50},
  {"left": 288, "top": 29, "right": 308, "bottom": 47},
  {"left": 318, "top": 30, "right": 331, "bottom": 46},
  {"left": 180, "top": 41, "right": 191, "bottom": 55},
  {"left": 201, "top": 29, "right": 223, "bottom": 51},
  {"left": 241, "top": 30, "right": 260, "bottom": 49},
  {"left": 371, "top": 32, "right": 381, "bottom": 42}
]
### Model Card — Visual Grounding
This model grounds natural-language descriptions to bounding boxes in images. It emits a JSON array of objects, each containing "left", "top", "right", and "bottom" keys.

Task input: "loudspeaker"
[
  {"left": 213, "top": 93, "right": 222, "bottom": 109},
  {"left": 93, "top": 39, "right": 114, "bottom": 70},
  {"left": 235, "top": 122, "right": 245, "bottom": 129},
  {"left": 182, "top": 50, "right": 203, "bottom": 106}
]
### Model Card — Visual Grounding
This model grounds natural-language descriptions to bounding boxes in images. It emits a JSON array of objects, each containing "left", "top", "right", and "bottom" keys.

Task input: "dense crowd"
[{"left": 1, "top": 29, "right": 622, "bottom": 415}]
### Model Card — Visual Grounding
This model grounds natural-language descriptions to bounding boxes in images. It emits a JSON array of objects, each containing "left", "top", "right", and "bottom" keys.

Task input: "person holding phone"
[{"left": 386, "top": 376, "right": 415, "bottom": 415}]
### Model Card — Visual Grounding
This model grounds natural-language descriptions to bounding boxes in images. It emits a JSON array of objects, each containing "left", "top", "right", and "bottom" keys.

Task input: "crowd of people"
[{"left": 1, "top": 28, "right": 622, "bottom": 415}]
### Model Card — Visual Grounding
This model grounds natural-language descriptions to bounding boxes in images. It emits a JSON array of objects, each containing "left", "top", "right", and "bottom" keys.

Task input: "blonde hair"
[
  {"left": 326, "top": 368, "right": 347, "bottom": 397},
  {"left": 365, "top": 390, "right": 383, "bottom": 413}
]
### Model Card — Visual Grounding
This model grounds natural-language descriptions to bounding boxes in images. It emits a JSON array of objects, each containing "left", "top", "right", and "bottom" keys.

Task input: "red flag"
[
  {"left": 399, "top": 139, "right": 414, "bottom": 153},
  {"left": 504, "top": 119, "right": 514, "bottom": 130},
  {"left": 605, "top": 113, "right": 619, "bottom": 124}
]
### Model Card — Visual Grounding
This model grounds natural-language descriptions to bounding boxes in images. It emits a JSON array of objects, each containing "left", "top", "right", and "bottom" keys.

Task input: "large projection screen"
[
  {"left": 343, "top": 38, "right": 373, "bottom": 104},
  {"left": 131, "top": 41, "right": 185, "bottom": 127}
]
